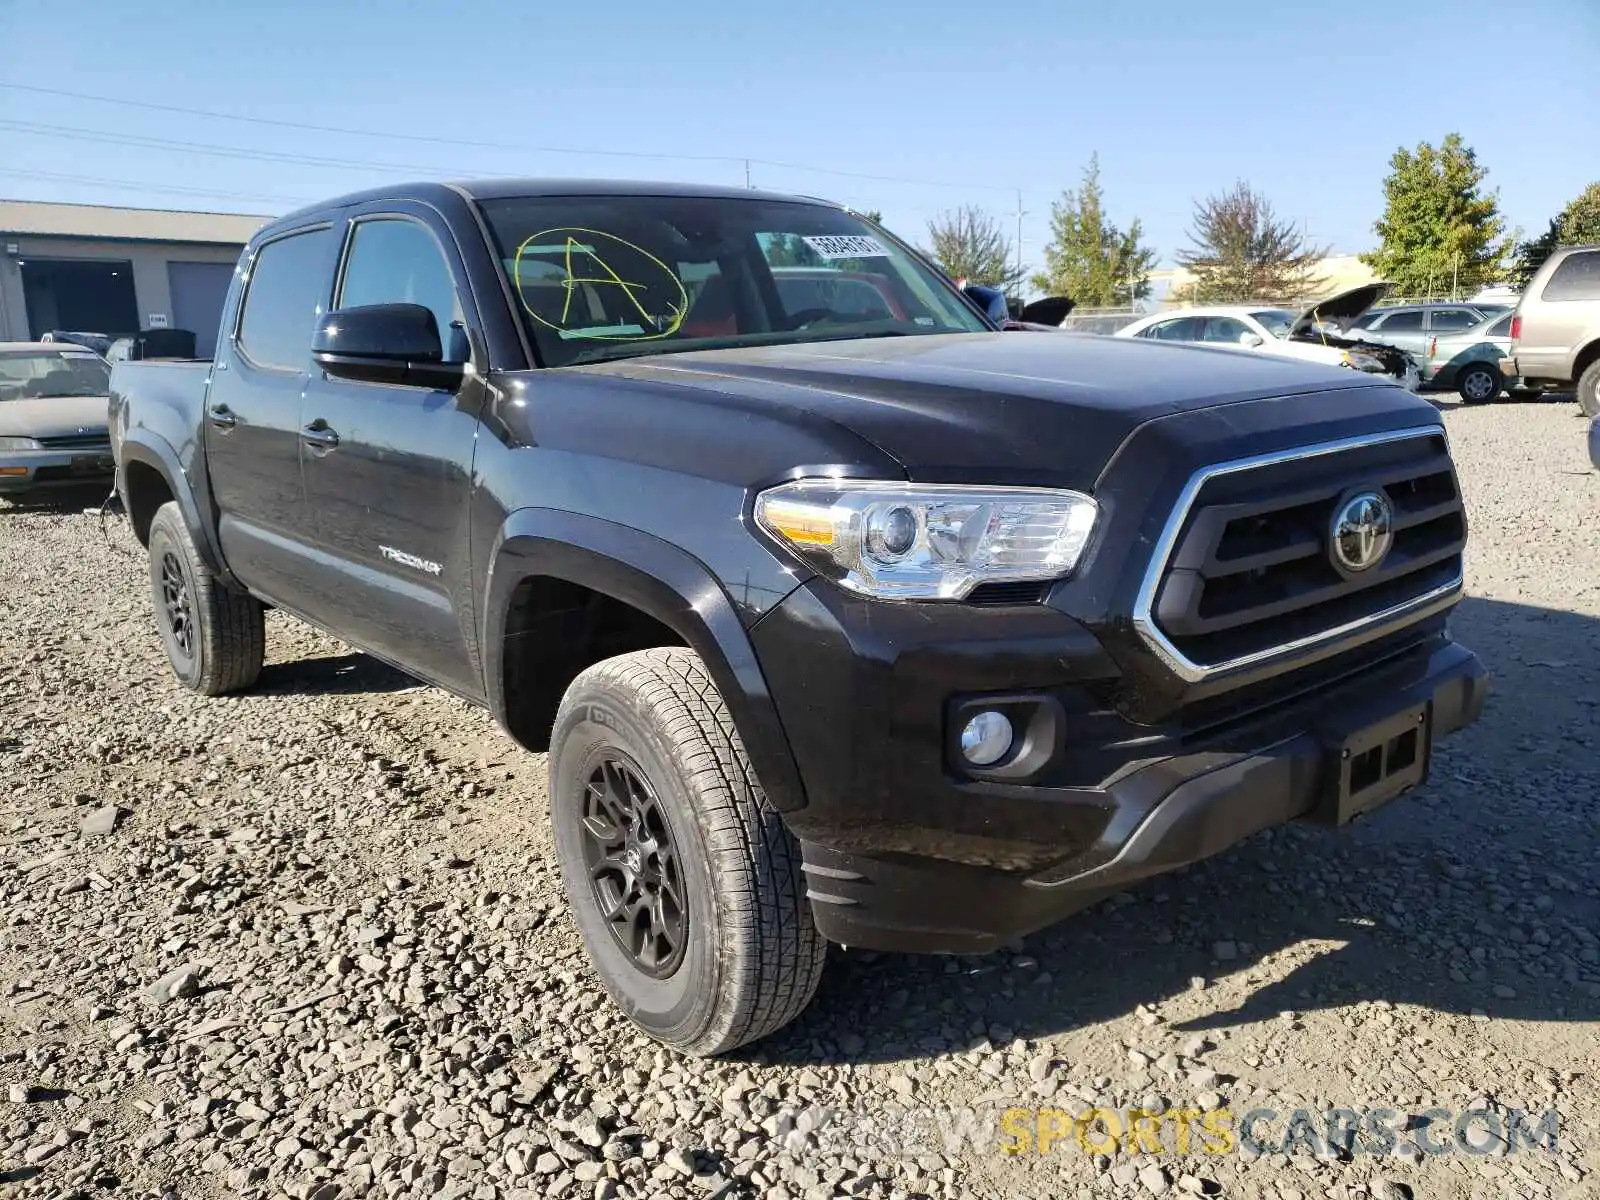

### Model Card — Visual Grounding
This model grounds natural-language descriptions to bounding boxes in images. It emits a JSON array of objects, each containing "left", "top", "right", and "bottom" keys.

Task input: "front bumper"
[
  {"left": 0, "top": 446, "right": 115, "bottom": 492},
  {"left": 753, "top": 582, "right": 1487, "bottom": 954}
]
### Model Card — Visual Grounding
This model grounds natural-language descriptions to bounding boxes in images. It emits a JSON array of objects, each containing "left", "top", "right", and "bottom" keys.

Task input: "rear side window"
[
  {"left": 1376, "top": 310, "right": 1423, "bottom": 331},
  {"left": 1542, "top": 250, "right": 1600, "bottom": 302},
  {"left": 1488, "top": 315, "right": 1513, "bottom": 337},
  {"left": 1429, "top": 309, "right": 1478, "bottom": 332},
  {"left": 237, "top": 228, "right": 332, "bottom": 371}
]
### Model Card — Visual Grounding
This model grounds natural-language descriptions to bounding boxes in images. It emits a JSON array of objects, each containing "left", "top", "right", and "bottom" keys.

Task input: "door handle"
[
  {"left": 208, "top": 404, "right": 237, "bottom": 430},
  {"left": 301, "top": 421, "right": 340, "bottom": 452}
]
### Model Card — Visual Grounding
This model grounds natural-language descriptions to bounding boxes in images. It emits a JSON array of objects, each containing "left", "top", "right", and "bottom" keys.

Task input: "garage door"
[{"left": 166, "top": 261, "right": 237, "bottom": 358}]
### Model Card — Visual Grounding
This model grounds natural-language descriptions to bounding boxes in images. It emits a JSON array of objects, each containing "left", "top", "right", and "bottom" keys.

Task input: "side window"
[
  {"left": 1146, "top": 317, "right": 1200, "bottom": 341},
  {"left": 1542, "top": 251, "right": 1600, "bottom": 302},
  {"left": 1488, "top": 315, "right": 1513, "bottom": 338},
  {"left": 337, "top": 218, "right": 465, "bottom": 361},
  {"left": 1197, "top": 316, "right": 1249, "bottom": 343},
  {"left": 1429, "top": 309, "right": 1478, "bottom": 332},
  {"left": 237, "top": 228, "right": 333, "bottom": 371},
  {"left": 1377, "top": 309, "right": 1424, "bottom": 331}
]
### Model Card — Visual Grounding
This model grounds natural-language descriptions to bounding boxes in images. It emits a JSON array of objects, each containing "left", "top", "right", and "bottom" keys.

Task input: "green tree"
[
  {"left": 924, "top": 205, "right": 1024, "bottom": 291},
  {"left": 764, "top": 233, "right": 821, "bottom": 268},
  {"left": 1176, "top": 181, "right": 1326, "bottom": 303},
  {"left": 1511, "top": 181, "right": 1600, "bottom": 285},
  {"left": 1031, "top": 155, "right": 1155, "bottom": 307},
  {"left": 1361, "top": 133, "right": 1510, "bottom": 295}
]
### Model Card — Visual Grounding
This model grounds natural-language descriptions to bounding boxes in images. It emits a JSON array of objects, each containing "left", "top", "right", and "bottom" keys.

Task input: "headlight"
[
  {"left": 755, "top": 480, "right": 1098, "bottom": 600},
  {"left": 0, "top": 436, "right": 42, "bottom": 450},
  {"left": 1340, "top": 351, "right": 1387, "bottom": 374}
]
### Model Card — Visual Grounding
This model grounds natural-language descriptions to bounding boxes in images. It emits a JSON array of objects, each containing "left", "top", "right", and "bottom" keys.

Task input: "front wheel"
[
  {"left": 1457, "top": 363, "right": 1502, "bottom": 404},
  {"left": 549, "top": 647, "right": 826, "bottom": 1056},
  {"left": 147, "top": 501, "right": 265, "bottom": 695}
]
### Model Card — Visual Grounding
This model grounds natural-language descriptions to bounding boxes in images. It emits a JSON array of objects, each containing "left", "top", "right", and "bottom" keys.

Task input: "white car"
[{"left": 1116, "top": 283, "right": 1421, "bottom": 391}]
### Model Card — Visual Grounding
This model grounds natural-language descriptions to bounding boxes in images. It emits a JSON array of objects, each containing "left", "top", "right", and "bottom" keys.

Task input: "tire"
[
  {"left": 147, "top": 501, "right": 265, "bottom": 695},
  {"left": 1457, "top": 362, "right": 1501, "bottom": 404},
  {"left": 1579, "top": 358, "right": 1600, "bottom": 419},
  {"left": 549, "top": 647, "right": 826, "bottom": 1056}
]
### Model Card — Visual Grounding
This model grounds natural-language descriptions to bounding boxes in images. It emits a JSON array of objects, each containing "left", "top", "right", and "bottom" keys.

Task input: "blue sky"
[{"left": 1, "top": 0, "right": 1596, "bottom": 280}]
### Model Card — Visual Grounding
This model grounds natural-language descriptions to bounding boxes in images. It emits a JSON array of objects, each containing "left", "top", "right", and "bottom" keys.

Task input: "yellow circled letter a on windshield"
[{"left": 562, "top": 235, "right": 654, "bottom": 326}]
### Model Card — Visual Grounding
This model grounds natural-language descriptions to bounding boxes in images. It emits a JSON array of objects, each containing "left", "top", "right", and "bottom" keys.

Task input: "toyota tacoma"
[{"left": 109, "top": 180, "right": 1487, "bottom": 1056}]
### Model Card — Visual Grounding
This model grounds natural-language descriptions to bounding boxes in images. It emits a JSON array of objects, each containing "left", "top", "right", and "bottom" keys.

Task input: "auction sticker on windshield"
[{"left": 802, "top": 234, "right": 891, "bottom": 260}]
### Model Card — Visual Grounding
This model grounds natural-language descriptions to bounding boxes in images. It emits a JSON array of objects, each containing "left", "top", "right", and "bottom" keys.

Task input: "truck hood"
[
  {"left": 0, "top": 393, "right": 111, "bottom": 438},
  {"left": 583, "top": 332, "right": 1389, "bottom": 487}
]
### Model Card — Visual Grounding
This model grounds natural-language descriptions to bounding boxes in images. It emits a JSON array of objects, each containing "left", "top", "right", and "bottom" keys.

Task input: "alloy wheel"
[
  {"left": 160, "top": 551, "right": 195, "bottom": 661},
  {"left": 579, "top": 756, "right": 688, "bottom": 977},
  {"left": 1461, "top": 368, "right": 1497, "bottom": 402}
]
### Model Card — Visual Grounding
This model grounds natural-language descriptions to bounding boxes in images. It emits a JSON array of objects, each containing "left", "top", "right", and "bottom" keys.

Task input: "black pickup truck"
[{"left": 110, "top": 179, "right": 1487, "bottom": 1056}]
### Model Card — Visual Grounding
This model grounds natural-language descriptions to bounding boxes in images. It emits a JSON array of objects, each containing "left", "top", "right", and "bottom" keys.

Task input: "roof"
[
  {"left": 455, "top": 178, "right": 827, "bottom": 203},
  {"left": 0, "top": 341, "right": 95, "bottom": 354},
  {"left": 271, "top": 178, "right": 833, "bottom": 226},
  {"left": 0, "top": 199, "right": 269, "bottom": 245}
]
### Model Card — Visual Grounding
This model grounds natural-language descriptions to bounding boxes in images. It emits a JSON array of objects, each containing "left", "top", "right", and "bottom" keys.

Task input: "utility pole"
[
  {"left": 744, "top": 160, "right": 752, "bottom": 189},
  {"left": 1014, "top": 189, "right": 1025, "bottom": 298}
]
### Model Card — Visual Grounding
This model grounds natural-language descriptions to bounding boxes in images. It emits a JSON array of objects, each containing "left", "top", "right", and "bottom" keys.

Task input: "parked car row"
[{"left": 1113, "top": 283, "right": 1421, "bottom": 392}]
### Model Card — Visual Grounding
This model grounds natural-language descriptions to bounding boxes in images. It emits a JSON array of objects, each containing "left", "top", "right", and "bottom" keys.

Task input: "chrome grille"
[
  {"left": 34, "top": 433, "right": 111, "bottom": 450},
  {"left": 1135, "top": 428, "right": 1465, "bottom": 682}
]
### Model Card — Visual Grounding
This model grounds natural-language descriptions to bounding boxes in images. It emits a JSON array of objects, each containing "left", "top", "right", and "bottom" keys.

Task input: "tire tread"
[
  {"left": 558, "top": 647, "right": 825, "bottom": 1055},
  {"left": 150, "top": 501, "right": 265, "bottom": 696}
]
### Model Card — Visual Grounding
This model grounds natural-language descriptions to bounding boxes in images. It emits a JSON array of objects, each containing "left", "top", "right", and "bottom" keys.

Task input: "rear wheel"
[
  {"left": 549, "top": 647, "right": 826, "bottom": 1056},
  {"left": 1579, "top": 359, "right": 1600, "bottom": 418},
  {"left": 147, "top": 502, "right": 265, "bottom": 695},
  {"left": 1457, "top": 363, "right": 1501, "bottom": 404}
]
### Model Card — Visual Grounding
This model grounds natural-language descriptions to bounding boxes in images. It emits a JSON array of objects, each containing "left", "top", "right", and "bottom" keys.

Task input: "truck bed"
[{"left": 109, "top": 359, "right": 212, "bottom": 442}]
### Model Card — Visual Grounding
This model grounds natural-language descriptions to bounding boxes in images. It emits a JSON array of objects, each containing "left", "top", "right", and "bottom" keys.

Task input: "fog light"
[{"left": 960, "top": 710, "right": 1013, "bottom": 766}]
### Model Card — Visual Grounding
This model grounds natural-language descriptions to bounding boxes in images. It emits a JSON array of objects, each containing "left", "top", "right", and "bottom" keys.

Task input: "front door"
[
  {"left": 206, "top": 225, "right": 337, "bottom": 612},
  {"left": 296, "top": 208, "right": 485, "bottom": 697}
]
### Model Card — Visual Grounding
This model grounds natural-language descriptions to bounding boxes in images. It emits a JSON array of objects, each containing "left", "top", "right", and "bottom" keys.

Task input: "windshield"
[
  {"left": 476, "top": 195, "right": 988, "bottom": 368},
  {"left": 1249, "top": 309, "right": 1296, "bottom": 338},
  {"left": 0, "top": 352, "right": 111, "bottom": 401}
]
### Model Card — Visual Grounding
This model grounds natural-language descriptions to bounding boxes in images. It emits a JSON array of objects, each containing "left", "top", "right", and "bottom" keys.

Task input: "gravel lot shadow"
[
  {"left": 0, "top": 482, "right": 114, "bottom": 515},
  {"left": 769, "top": 595, "right": 1599, "bottom": 1064},
  {"left": 256, "top": 651, "right": 419, "bottom": 696}
]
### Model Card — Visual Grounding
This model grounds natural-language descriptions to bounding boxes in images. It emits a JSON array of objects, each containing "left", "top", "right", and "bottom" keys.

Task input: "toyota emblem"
[{"left": 1329, "top": 490, "right": 1393, "bottom": 574}]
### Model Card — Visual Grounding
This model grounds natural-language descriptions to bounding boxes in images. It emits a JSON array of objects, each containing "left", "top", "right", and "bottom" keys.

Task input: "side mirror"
[
  {"left": 962, "top": 284, "right": 1009, "bottom": 325},
  {"left": 1239, "top": 331, "right": 1265, "bottom": 348},
  {"left": 312, "top": 303, "right": 465, "bottom": 391}
]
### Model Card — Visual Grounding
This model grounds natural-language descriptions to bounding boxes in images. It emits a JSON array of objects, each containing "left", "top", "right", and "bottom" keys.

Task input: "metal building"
[{"left": 0, "top": 200, "right": 269, "bottom": 357}]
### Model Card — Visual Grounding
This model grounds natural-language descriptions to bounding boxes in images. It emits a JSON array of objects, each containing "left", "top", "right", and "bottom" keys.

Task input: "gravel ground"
[{"left": 2, "top": 398, "right": 1597, "bottom": 1200}]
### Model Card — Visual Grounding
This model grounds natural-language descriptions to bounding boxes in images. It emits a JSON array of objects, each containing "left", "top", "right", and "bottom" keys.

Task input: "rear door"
[
  {"left": 1364, "top": 308, "right": 1427, "bottom": 354},
  {"left": 205, "top": 224, "right": 337, "bottom": 611},
  {"left": 296, "top": 205, "right": 486, "bottom": 696},
  {"left": 1425, "top": 307, "right": 1481, "bottom": 337}
]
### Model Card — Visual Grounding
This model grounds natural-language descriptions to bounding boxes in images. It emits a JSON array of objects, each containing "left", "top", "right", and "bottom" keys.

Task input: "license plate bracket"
[{"left": 1311, "top": 702, "right": 1431, "bottom": 825}]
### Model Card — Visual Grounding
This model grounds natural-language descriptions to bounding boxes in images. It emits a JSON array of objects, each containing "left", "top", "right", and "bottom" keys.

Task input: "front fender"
[{"left": 483, "top": 508, "right": 808, "bottom": 814}]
